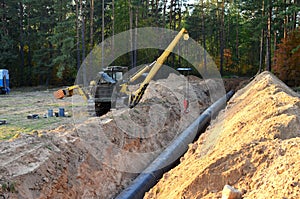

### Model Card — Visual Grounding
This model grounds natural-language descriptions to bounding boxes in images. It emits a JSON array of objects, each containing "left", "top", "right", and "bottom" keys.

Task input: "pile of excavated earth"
[
  {"left": 1, "top": 71, "right": 299, "bottom": 199},
  {"left": 0, "top": 73, "right": 221, "bottom": 198},
  {"left": 145, "top": 71, "right": 300, "bottom": 199}
]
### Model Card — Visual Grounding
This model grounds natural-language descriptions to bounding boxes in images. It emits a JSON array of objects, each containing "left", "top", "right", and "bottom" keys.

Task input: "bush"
[{"left": 273, "top": 28, "right": 300, "bottom": 87}]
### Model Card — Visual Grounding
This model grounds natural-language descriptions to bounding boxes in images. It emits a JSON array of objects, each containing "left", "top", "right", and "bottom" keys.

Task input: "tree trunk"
[
  {"left": 283, "top": 0, "right": 287, "bottom": 39},
  {"left": 101, "top": 0, "right": 104, "bottom": 69},
  {"left": 155, "top": 0, "right": 159, "bottom": 22},
  {"left": 236, "top": 7, "right": 239, "bottom": 66},
  {"left": 266, "top": 0, "right": 272, "bottom": 71},
  {"left": 129, "top": 0, "right": 133, "bottom": 69},
  {"left": 19, "top": 2, "right": 25, "bottom": 86},
  {"left": 27, "top": 3, "right": 33, "bottom": 85},
  {"left": 174, "top": 0, "right": 179, "bottom": 29},
  {"left": 293, "top": 0, "right": 298, "bottom": 30},
  {"left": 45, "top": 41, "right": 53, "bottom": 87},
  {"left": 1, "top": 1, "right": 6, "bottom": 34},
  {"left": 87, "top": 0, "right": 94, "bottom": 87},
  {"left": 112, "top": 0, "right": 115, "bottom": 61},
  {"left": 169, "top": 0, "right": 174, "bottom": 29},
  {"left": 90, "top": 0, "right": 94, "bottom": 49},
  {"left": 145, "top": 0, "right": 149, "bottom": 19},
  {"left": 76, "top": 0, "right": 80, "bottom": 70},
  {"left": 177, "top": 0, "right": 182, "bottom": 66},
  {"left": 163, "top": 0, "right": 167, "bottom": 27},
  {"left": 150, "top": 0, "right": 154, "bottom": 17},
  {"left": 219, "top": 0, "right": 225, "bottom": 76},
  {"left": 134, "top": 8, "right": 138, "bottom": 68},
  {"left": 82, "top": 17, "right": 86, "bottom": 86},
  {"left": 201, "top": 0, "right": 207, "bottom": 72},
  {"left": 259, "top": 0, "right": 265, "bottom": 74},
  {"left": 274, "top": 31, "right": 277, "bottom": 52},
  {"left": 80, "top": 0, "right": 87, "bottom": 86},
  {"left": 178, "top": 0, "right": 182, "bottom": 29}
]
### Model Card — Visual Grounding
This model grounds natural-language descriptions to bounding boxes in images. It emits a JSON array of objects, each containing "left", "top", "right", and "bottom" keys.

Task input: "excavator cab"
[
  {"left": 92, "top": 66, "right": 128, "bottom": 116},
  {"left": 103, "top": 66, "right": 126, "bottom": 82}
]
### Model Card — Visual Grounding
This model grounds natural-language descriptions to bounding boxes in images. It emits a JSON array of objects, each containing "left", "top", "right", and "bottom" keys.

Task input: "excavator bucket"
[{"left": 53, "top": 89, "right": 66, "bottom": 99}]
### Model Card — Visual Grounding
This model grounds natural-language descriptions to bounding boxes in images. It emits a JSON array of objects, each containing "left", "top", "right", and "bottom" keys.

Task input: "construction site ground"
[{"left": 0, "top": 72, "right": 299, "bottom": 199}]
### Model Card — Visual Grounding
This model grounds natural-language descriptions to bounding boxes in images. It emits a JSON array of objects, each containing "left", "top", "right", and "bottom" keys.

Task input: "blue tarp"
[{"left": 0, "top": 69, "right": 10, "bottom": 94}]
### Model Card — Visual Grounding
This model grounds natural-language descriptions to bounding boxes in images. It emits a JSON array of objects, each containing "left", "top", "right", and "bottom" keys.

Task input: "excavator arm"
[
  {"left": 124, "top": 28, "right": 189, "bottom": 108},
  {"left": 120, "top": 61, "right": 156, "bottom": 95},
  {"left": 53, "top": 85, "right": 88, "bottom": 101}
]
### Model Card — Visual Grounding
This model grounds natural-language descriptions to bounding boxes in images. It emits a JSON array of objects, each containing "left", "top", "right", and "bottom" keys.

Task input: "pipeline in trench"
[{"left": 115, "top": 90, "right": 235, "bottom": 199}]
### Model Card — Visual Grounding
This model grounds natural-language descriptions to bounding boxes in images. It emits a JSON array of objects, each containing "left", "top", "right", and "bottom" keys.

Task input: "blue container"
[
  {"left": 0, "top": 69, "right": 9, "bottom": 94},
  {"left": 58, "top": 108, "right": 65, "bottom": 117},
  {"left": 48, "top": 109, "right": 53, "bottom": 117}
]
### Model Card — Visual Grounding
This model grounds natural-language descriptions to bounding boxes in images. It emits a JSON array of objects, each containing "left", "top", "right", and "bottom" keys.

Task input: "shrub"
[{"left": 273, "top": 28, "right": 300, "bottom": 87}]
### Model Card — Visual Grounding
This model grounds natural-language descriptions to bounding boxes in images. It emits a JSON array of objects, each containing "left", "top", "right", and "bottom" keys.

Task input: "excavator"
[{"left": 54, "top": 28, "right": 189, "bottom": 116}]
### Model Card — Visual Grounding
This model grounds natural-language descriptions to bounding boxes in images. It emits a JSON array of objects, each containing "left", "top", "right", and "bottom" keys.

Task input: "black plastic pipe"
[{"left": 115, "top": 90, "right": 235, "bottom": 199}]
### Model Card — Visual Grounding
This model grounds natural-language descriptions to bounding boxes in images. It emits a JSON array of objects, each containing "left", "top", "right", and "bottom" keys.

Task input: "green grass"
[
  {"left": 48, "top": 102, "right": 86, "bottom": 108},
  {"left": 0, "top": 117, "right": 72, "bottom": 140},
  {"left": 0, "top": 88, "right": 85, "bottom": 141}
]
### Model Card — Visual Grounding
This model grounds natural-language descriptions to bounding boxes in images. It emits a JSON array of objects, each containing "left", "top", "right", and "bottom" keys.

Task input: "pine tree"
[{"left": 50, "top": 0, "right": 76, "bottom": 80}]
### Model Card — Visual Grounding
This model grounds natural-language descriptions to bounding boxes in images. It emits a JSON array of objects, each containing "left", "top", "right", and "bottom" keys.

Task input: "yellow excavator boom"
[
  {"left": 53, "top": 85, "right": 88, "bottom": 101},
  {"left": 127, "top": 28, "right": 189, "bottom": 108}
]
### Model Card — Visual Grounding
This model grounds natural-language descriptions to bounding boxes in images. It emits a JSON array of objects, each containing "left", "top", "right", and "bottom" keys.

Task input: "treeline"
[
  {"left": 0, "top": 0, "right": 299, "bottom": 87},
  {"left": 186, "top": 0, "right": 299, "bottom": 77}
]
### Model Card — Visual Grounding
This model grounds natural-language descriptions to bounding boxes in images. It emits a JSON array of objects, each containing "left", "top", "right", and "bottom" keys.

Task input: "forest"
[{"left": 0, "top": 0, "right": 299, "bottom": 87}]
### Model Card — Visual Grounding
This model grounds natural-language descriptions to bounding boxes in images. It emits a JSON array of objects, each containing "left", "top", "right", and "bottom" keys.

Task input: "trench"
[{"left": 115, "top": 90, "right": 235, "bottom": 199}]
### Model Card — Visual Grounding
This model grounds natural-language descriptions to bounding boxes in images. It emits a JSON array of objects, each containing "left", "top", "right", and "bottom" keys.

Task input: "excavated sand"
[
  {"left": 145, "top": 71, "right": 300, "bottom": 199},
  {"left": 0, "top": 73, "right": 221, "bottom": 198}
]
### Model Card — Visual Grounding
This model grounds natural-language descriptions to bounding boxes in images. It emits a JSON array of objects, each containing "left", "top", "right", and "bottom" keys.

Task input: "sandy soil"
[
  {"left": 0, "top": 73, "right": 226, "bottom": 198},
  {"left": 144, "top": 71, "right": 300, "bottom": 199}
]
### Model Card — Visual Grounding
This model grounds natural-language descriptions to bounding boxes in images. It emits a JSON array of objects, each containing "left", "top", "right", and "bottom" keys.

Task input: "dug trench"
[{"left": 0, "top": 73, "right": 235, "bottom": 199}]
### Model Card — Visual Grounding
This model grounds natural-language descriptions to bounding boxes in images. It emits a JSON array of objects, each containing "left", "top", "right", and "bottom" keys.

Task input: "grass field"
[{"left": 0, "top": 87, "right": 85, "bottom": 140}]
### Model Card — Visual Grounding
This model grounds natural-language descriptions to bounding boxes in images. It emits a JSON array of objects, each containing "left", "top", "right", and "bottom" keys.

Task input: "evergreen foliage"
[{"left": 0, "top": 0, "right": 299, "bottom": 86}]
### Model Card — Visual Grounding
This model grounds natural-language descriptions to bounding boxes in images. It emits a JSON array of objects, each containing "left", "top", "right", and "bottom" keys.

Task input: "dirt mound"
[
  {"left": 188, "top": 75, "right": 250, "bottom": 93},
  {"left": 144, "top": 71, "right": 300, "bottom": 199},
  {"left": 223, "top": 77, "right": 250, "bottom": 92},
  {"left": 0, "top": 73, "right": 219, "bottom": 199}
]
